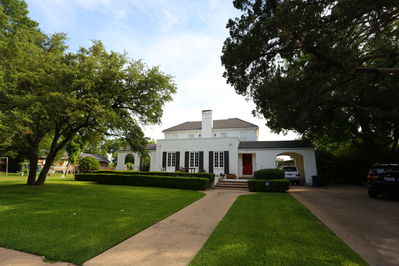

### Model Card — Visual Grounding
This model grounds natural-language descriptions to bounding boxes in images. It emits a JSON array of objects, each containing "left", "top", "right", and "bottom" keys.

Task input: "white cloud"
[{"left": 26, "top": 0, "right": 299, "bottom": 141}]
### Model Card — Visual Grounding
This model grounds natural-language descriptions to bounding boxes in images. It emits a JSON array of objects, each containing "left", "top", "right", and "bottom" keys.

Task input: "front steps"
[{"left": 215, "top": 180, "right": 248, "bottom": 190}]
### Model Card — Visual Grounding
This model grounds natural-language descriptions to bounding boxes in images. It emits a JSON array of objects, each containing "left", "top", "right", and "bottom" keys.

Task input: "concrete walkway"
[
  {"left": 85, "top": 189, "right": 249, "bottom": 266},
  {"left": 290, "top": 185, "right": 399, "bottom": 266},
  {"left": 0, "top": 247, "right": 71, "bottom": 266}
]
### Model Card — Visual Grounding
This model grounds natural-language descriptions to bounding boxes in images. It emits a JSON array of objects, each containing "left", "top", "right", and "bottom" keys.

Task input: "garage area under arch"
[{"left": 276, "top": 152, "right": 305, "bottom": 183}]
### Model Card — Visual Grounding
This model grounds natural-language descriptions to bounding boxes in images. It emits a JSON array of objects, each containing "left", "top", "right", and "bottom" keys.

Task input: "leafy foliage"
[
  {"left": 81, "top": 173, "right": 210, "bottom": 190},
  {"left": 0, "top": 0, "right": 176, "bottom": 185},
  {"left": 254, "top": 168, "right": 284, "bottom": 179},
  {"left": 78, "top": 157, "right": 100, "bottom": 173},
  {"left": 222, "top": 0, "right": 399, "bottom": 162}
]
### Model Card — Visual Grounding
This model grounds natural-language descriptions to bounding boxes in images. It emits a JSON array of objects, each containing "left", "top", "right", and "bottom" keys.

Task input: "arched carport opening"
[
  {"left": 276, "top": 152, "right": 305, "bottom": 183},
  {"left": 140, "top": 154, "right": 151, "bottom": 171},
  {"left": 124, "top": 154, "right": 135, "bottom": 170}
]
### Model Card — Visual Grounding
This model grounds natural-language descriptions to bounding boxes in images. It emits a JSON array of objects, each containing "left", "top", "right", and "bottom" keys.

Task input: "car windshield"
[
  {"left": 372, "top": 166, "right": 399, "bottom": 174},
  {"left": 283, "top": 167, "right": 297, "bottom": 172}
]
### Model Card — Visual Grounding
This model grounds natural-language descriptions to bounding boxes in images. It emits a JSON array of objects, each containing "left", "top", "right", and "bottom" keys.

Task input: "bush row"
[
  {"left": 75, "top": 173, "right": 209, "bottom": 190},
  {"left": 75, "top": 173, "right": 97, "bottom": 181},
  {"left": 94, "top": 170, "right": 215, "bottom": 183},
  {"left": 248, "top": 179, "right": 289, "bottom": 192},
  {"left": 254, "top": 168, "right": 284, "bottom": 179}
]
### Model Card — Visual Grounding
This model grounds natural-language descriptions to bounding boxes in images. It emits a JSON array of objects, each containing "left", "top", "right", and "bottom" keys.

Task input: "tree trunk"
[
  {"left": 35, "top": 154, "right": 55, "bottom": 185},
  {"left": 63, "top": 160, "right": 70, "bottom": 177},
  {"left": 27, "top": 157, "right": 38, "bottom": 185}
]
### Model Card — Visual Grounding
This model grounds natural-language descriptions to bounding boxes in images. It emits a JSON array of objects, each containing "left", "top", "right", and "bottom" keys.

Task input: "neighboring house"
[
  {"left": 117, "top": 110, "right": 317, "bottom": 184},
  {"left": 38, "top": 152, "right": 70, "bottom": 174}
]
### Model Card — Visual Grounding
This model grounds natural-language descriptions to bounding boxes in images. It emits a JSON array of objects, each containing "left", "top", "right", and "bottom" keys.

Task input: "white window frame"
[
  {"left": 189, "top": 152, "right": 199, "bottom": 168},
  {"left": 214, "top": 151, "right": 224, "bottom": 168},
  {"left": 167, "top": 152, "right": 176, "bottom": 167}
]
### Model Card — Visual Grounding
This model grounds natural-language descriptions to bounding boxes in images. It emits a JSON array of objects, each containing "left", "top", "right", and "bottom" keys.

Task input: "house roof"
[
  {"left": 238, "top": 140, "right": 313, "bottom": 149},
  {"left": 146, "top": 144, "right": 156, "bottom": 150},
  {"left": 80, "top": 153, "right": 109, "bottom": 163},
  {"left": 119, "top": 143, "right": 156, "bottom": 151},
  {"left": 163, "top": 118, "right": 258, "bottom": 132}
]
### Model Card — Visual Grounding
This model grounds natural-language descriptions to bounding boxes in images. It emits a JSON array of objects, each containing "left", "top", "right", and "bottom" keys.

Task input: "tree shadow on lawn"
[{"left": 0, "top": 182, "right": 204, "bottom": 264}]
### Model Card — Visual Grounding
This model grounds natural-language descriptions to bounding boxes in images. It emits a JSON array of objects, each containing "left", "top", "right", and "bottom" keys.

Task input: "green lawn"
[
  {"left": 0, "top": 176, "right": 204, "bottom": 265},
  {"left": 190, "top": 193, "right": 367, "bottom": 266}
]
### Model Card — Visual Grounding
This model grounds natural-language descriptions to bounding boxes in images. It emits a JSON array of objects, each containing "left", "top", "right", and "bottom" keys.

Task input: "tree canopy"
[
  {"left": 0, "top": 0, "right": 176, "bottom": 185},
  {"left": 222, "top": 0, "right": 399, "bottom": 161}
]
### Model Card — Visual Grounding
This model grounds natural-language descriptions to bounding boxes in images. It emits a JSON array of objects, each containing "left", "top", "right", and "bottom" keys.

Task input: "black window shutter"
[
  {"left": 209, "top": 151, "right": 214, "bottom": 173},
  {"left": 162, "top": 152, "right": 167, "bottom": 168},
  {"left": 185, "top": 152, "right": 189, "bottom": 168},
  {"left": 224, "top": 151, "right": 229, "bottom": 174},
  {"left": 175, "top": 152, "right": 180, "bottom": 172},
  {"left": 199, "top": 151, "right": 204, "bottom": 172}
]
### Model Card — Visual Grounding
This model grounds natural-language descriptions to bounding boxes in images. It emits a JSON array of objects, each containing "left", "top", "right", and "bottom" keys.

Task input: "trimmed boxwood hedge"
[
  {"left": 76, "top": 173, "right": 209, "bottom": 190},
  {"left": 94, "top": 170, "right": 215, "bottom": 183},
  {"left": 254, "top": 168, "right": 284, "bottom": 179},
  {"left": 248, "top": 179, "right": 289, "bottom": 192},
  {"left": 75, "top": 173, "right": 97, "bottom": 181}
]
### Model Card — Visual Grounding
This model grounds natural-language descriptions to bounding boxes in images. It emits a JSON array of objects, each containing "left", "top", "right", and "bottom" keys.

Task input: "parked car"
[
  {"left": 282, "top": 166, "right": 300, "bottom": 185},
  {"left": 367, "top": 163, "right": 399, "bottom": 198}
]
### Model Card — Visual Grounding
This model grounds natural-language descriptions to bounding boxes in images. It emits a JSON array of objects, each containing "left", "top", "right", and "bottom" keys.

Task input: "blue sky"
[{"left": 25, "top": 0, "right": 297, "bottom": 141}]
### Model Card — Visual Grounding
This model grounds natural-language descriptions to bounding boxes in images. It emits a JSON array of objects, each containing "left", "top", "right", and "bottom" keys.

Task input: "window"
[
  {"left": 167, "top": 152, "right": 176, "bottom": 167},
  {"left": 189, "top": 152, "right": 199, "bottom": 168},
  {"left": 214, "top": 151, "right": 224, "bottom": 168}
]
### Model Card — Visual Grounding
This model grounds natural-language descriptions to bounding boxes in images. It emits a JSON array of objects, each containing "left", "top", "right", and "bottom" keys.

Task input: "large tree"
[
  {"left": 222, "top": 0, "right": 399, "bottom": 162},
  {"left": 0, "top": 0, "right": 176, "bottom": 185}
]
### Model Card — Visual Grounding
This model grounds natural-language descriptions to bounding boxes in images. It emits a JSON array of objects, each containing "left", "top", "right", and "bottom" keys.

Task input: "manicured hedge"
[
  {"left": 254, "top": 168, "right": 284, "bottom": 179},
  {"left": 76, "top": 173, "right": 209, "bottom": 190},
  {"left": 75, "top": 173, "right": 97, "bottom": 181},
  {"left": 248, "top": 179, "right": 289, "bottom": 192},
  {"left": 94, "top": 170, "right": 215, "bottom": 183}
]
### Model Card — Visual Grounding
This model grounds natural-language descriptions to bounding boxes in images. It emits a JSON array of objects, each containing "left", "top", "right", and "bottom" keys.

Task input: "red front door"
[{"left": 242, "top": 154, "right": 253, "bottom": 175}]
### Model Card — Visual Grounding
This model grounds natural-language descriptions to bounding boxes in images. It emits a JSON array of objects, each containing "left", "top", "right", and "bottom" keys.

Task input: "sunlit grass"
[
  {"left": 0, "top": 178, "right": 204, "bottom": 265},
  {"left": 190, "top": 193, "right": 367, "bottom": 266}
]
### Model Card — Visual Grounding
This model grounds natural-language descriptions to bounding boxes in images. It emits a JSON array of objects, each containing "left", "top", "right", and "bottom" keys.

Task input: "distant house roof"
[
  {"left": 80, "top": 153, "right": 109, "bottom": 163},
  {"left": 163, "top": 118, "right": 258, "bottom": 132},
  {"left": 119, "top": 143, "right": 156, "bottom": 151},
  {"left": 146, "top": 144, "right": 156, "bottom": 150},
  {"left": 239, "top": 140, "right": 313, "bottom": 149}
]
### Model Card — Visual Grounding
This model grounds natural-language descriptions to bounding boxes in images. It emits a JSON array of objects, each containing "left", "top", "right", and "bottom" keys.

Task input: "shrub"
[
  {"left": 254, "top": 168, "right": 284, "bottom": 179},
  {"left": 94, "top": 170, "right": 215, "bottom": 183},
  {"left": 78, "top": 157, "right": 100, "bottom": 173},
  {"left": 76, "top": 173, "right": 209, "bottom": 190},
  {"left": 75, "top": 173, "right": 97, "bottom": 181},
  {"left": 248, "top": 179, "right": 289, "bottom": 192}
]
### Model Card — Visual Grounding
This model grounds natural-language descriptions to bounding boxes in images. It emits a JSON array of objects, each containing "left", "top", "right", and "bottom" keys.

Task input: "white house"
[{"left": 117, "top": 110, "right": 317, "bottom": 184}]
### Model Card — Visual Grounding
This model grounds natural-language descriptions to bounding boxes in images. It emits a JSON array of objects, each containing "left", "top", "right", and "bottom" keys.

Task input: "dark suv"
[{"left": 367, "top": 164, "right": 399, "bottom": 198}]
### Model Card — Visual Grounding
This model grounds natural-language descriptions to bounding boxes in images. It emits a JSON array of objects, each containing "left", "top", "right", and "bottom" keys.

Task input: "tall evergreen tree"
[{"left": 222, "top": 0, "right": 399, "bottom": 162}]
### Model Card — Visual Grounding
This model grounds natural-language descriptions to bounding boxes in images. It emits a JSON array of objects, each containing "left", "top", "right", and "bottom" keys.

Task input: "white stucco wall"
[
  {"left": 238, "top": 148, "right": 317, "bottom": 185},
  {"left": 116, "top": 151, "right": 141, "bottom": 171},
  {"left": 155, "top": 137, "right": 240, "bottom": 174},
  {"left": 116, "top": 139, "right": 317, "bottom": 185},
  {"left": 163, "top": 127, "right": 258, "bottom": 141}
]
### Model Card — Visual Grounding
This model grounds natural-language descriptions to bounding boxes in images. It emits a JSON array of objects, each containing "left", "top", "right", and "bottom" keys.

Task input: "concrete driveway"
[{"left": 290, "top": 185, "right": 399, "bottom": 266}]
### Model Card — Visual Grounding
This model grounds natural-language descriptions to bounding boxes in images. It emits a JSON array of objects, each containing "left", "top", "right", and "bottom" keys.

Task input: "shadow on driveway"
[{"left": 290, "top": 185, "right": 399, "bottom": 266}]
